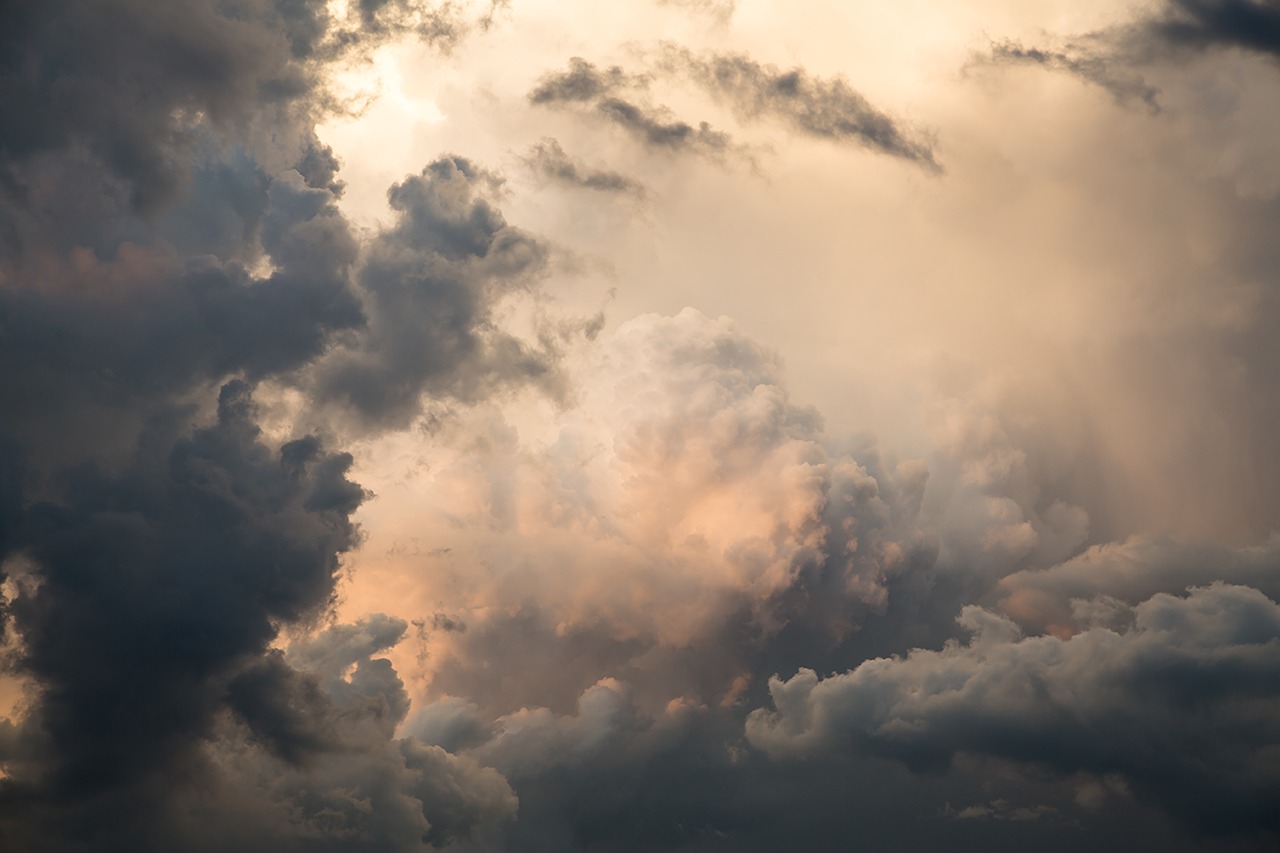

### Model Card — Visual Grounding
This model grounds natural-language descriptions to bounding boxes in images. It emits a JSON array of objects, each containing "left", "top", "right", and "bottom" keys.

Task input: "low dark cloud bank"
[{"left": 749, "top": 583, "right": 1280, "bottom": 835}]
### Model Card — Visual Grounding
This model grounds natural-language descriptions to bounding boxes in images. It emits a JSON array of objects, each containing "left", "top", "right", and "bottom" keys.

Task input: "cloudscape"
[{"left": 2, "top": 1, "right": 1279, "bottom": 851}]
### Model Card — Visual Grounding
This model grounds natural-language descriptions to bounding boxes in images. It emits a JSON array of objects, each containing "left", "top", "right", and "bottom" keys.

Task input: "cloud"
[
  {"left": 997, "top": 534, "right": 1280, "bottom": 635},
  {"left": 981, "top": 1, "right": 1280, "bottom": 114},
  {"left": 530, "top": 52, "right": 940, "bottom": 168},
  {"left": 984, "top": 41, "right": 1162, "bottom": 112},
  {"left": 0, "top": 382, "right": 369, "bottom": 847},
  {"left": 521, "top": 138, "right": 647, "bottom": 197},
  {"left": 1143, "top": 0, "right": 1280, "bottom": 59},
  {"left": 0, "top": 1, "right": 556, "bottom": 848},
  {"left": 4, "top": 1, "right": 1280, "bottom": 849},
  {"left": 310, "top": 155, "right": 567, "bottom": 430},
  {"left": 529, "top": 58, "right": 738, "bottom": 160},
  {"left": 0, "top": 0, "right": 497, "bottom": 218},
  {"left": 329, "top": 299, "right": 1279, "bottom": 847},
  {"left": 747, "top": 583, "right": 1280, "bottom": 836},
  {"left": 374, "top": 309, "right": 926, "bottom": 661},
  {"left": 666, "top": 49, "right": 941, "bottom": 169},
  {"left": 528, "top": 57, "right": 648, "bottom": 105},
  {"left": 202, "top": 615, "right": 519, "bottom": 851}
]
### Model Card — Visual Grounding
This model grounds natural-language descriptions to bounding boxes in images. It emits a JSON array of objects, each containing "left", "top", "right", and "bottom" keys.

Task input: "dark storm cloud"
[
  {"left": 522, "top": 139, "right": 646, "bottom": 196},
  {"left": 408, "top": 614, "right": 1224, "bottom": 853},
  {"left": 0, "top": 0, "right": 313, "bottom": 214},
  {"left": 529, "top": 58, "right": 737, "bottom": 159},
  {"left": 0, "top": 382, "right": 368, "bottom": 848},
  {"left": 0, "top": 312, "right": 525, "bottom": 852},
  {"left": 666, "top": 49, "right": 941, "bottom": 169},
  {"left": 0, "top": 164, "right": 364, "bottom": 472},
  {"left": 312, "top": 155, "right": 565, "bottom": 429},
  {"left": 747, "top": 583, "right": 1280, "bottom": 838},
  {"left": 0, "top": 0, "right": 488, "bottom": 221},
  {"left": 1144, "top": 0, "right": 1280, "bottom": 58},
  {"left": 0, "top": 1, "right": 550, "bottom": 849}
]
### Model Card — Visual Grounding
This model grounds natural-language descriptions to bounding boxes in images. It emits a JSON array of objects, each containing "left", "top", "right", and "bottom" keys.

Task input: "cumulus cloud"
[
  {"left": 198, "top": 615, "right": 518, "bottom": 852},
  {"left": 0, "top": 1, "right": 559, "bottom": 848},
  {"left": 747, "top": 583, "right": 1280, "bottom": 836},
  {"left": 377, "top": 309, "right": 926, "bottom": 663},
  {"left": 311, "top": 155, "right": 565, "bottom": 429},
  {"left": 0, "top": 382, "right": 370, "bottom": 848},
  {"left": 997, "top": 534, "right": 1280, "bottom": 635}
]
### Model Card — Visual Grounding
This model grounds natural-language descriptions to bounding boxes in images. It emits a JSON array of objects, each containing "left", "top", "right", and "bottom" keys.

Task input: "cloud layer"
[{"left": 2, "top": 0, "right": 1279, "bottom": 850}]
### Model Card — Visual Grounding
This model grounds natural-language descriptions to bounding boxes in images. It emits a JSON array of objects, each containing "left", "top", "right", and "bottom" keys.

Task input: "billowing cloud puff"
[
  {"left": 746, "top": 582, "right": 1280, "bottom": 835},
  {"left": 311, "top": 155, "right": 562, "bottom": 429},
  {"left": 376, "top": 309, "right": 924, "bottom": 657},
  {"left": 997, "top": 534, "right": 1280, "bottom": 635}
]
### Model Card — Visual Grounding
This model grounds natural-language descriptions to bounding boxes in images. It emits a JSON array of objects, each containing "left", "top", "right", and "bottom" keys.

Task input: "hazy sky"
[{"left": 2, "top": 1, "right": 1279, "bottom": 851}]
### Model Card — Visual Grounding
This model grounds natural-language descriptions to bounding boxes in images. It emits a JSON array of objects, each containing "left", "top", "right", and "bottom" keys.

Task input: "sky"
[{"left": 1, "top": 1, "right": 1279, "bottom": 851}]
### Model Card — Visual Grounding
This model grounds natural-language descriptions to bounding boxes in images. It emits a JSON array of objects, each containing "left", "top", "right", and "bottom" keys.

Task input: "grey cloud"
[
  {"left": 346, "top": 305, "right": 1279, "bottom": 851},
  {"left": 407, "top": 660, "right": 1215, "bottom": 852},
  {"left": 747, "top": 583, "right": 1280, "bottom": 838},
  {"left": 985, "top": 41, "right": 1162, "bottom": 112},
  {"left": 597, "top": 98, "right": 735, "bottom": 155},
  {"left": 204, "top": 616, "right": 517, "bottom": 852},
  {"left": 527, "top": 57, "right": 648, "bottom": 105},
  {"left": 0, "top": 164, "right": 365, "bottom": 475},
  {"left": 1144, "top": 0, "right": 1280, "bottom": 59},
  {"left": 312, "top": 156, "right": 566, "bottom": 429},
  {"left": 529, "top": 58, "right": 737, "bottom": 159},
  {"left": 982, "top": 1, "right": 1280, "bottom": 114},
  {"left": 997, "top": 534, "right": 1280, "bottom": 634},
  {"left": 0, "top": 382, "right": 368, "bottom": 848},
  {"left": 0, "top": 0, "right": 487, "bottom": 220},
  {"left": 667, "top": 49, "right": 941, "bottom": 169},
  {"left": 0, "top": 1, "right": 553, "bottom": 849},
  {"left": 522, "top": 139, "right": 646, "bottom": 197},
  {"left": 402, "top": 696, "right": 493, "bottom": 753}
]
